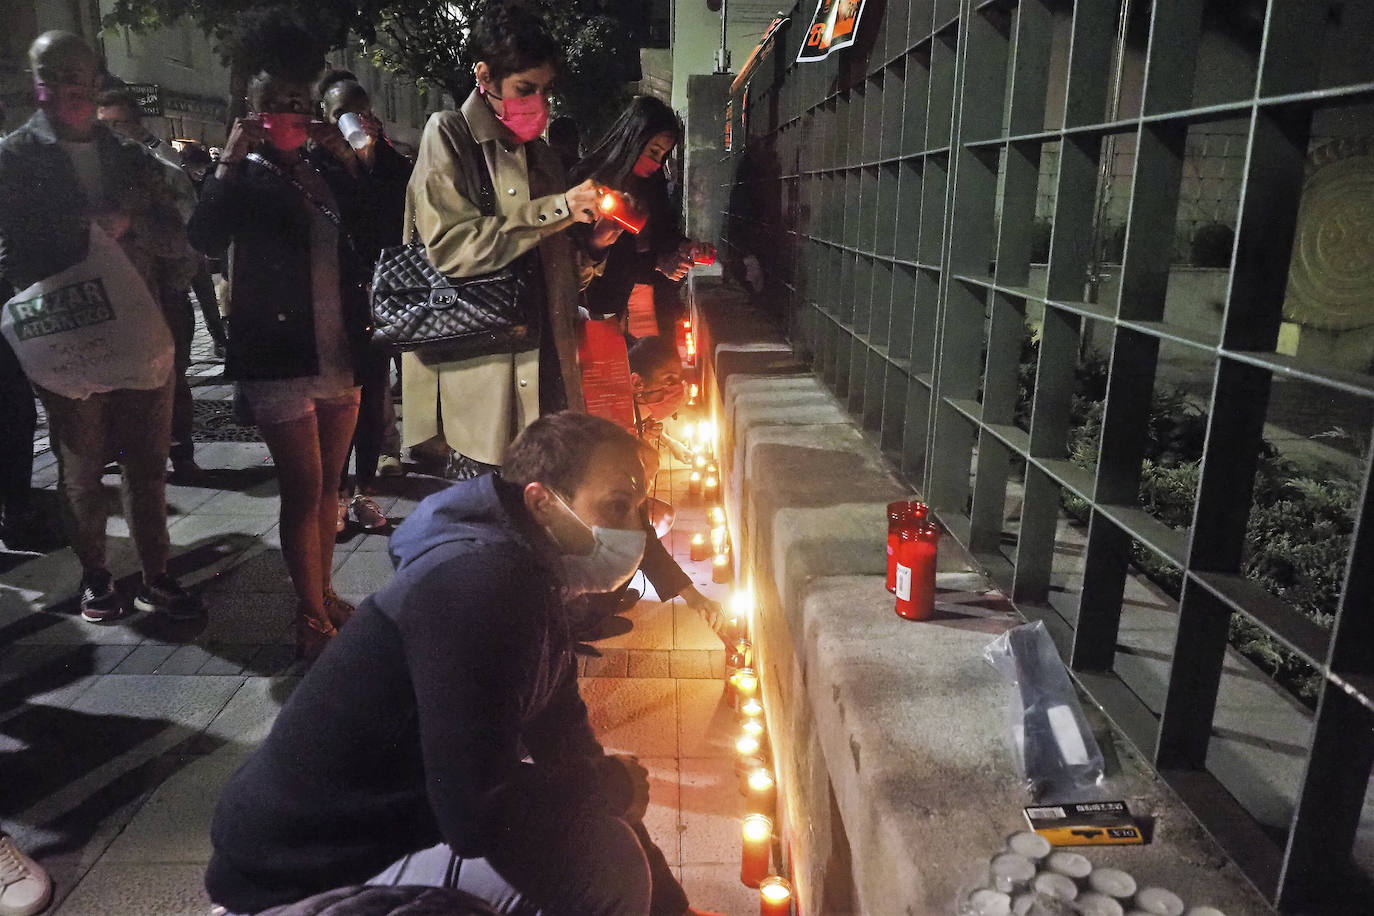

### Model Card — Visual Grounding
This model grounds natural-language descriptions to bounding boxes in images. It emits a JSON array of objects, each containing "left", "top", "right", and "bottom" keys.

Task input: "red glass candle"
[
  {"left": 597, "top": 189, "right": 647, "bottom": 233},
  {"left": 689, "top": 532, "right": 710, "bottom": 562},
  {"left": 886, "top": 501, "right": 929, "bottom": 593},
  {"left": 759, "top": 876, "right": 792, "bottom": 916},
  {"left": 744, "top": 766, "right": 777, "bottom": 816},
  {"left": 740, "top": 814, "right": 772, "bottom": 887},
  {"left": 713, "top": 552, "right": 733, "bottom": 584},
  {"left": 894, "top": 523, "right": 939, "bottom": 621}
]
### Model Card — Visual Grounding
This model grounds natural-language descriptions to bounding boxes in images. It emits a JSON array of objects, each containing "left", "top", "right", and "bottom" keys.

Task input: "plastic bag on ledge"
[{"left": 983, "top": 621, "right": 1104, "bottom": 800}]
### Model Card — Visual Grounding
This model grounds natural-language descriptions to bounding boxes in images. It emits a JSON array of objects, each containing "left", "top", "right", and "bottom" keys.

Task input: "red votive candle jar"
[
  {"left": 759, "top": 876, "right": 793, "bottom": 916},
  {"left": 740, "top": 814, "right": 772, "bottom": 887},
  {"left": 894, "top": 523, "right": 939, "bottom": 621},
  {"left": 886, "top": 501, "right": 929, "bottom": 593}
]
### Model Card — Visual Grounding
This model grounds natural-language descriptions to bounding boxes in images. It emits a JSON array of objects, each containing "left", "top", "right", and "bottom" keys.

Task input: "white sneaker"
[
  {"left": 377, "top": 454, "right": 404, "bottom": 477},
  {"left": 0, "top": 835, "right": 52, "bottom": 916},
  {"left": 336, "top": 496, "right": 350, "bottom": 534},
  {"left": 350, "top": 494, "right": 388, "bottom": 531}
]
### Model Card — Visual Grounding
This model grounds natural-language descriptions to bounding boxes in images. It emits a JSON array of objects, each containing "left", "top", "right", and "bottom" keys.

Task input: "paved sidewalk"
[{"left": 1, "top": 325, "right": 758, "bottom": 914}]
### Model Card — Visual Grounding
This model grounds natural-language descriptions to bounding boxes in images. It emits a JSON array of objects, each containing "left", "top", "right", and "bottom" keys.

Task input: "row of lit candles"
[
  {"left": 680, "top": 414, "right": 792, "bottom": 913},
  {"left": 724, "top": 596, "right": 792, "bottom": 915}
]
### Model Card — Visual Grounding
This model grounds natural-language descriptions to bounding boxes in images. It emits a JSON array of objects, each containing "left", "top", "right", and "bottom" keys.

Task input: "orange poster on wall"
[
  {"left": 577, "top": 317, "right": 636, "bottom": 431},
  {"left": 796, "top": 0, "right": 869, "bottom": 63}
]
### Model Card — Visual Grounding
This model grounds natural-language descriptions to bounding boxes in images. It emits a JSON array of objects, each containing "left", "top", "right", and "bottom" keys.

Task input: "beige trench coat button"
[
  {"left": 518, "top": 378, "right": 528, "bottom": 388},
  {"left": 507, "top": 188, "right": 517, "bottom": 196}
]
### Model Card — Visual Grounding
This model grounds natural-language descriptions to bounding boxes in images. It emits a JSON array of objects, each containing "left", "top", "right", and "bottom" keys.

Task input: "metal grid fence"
[{"left": 718, "top": 0, "right": 1374, "bottom": 909}]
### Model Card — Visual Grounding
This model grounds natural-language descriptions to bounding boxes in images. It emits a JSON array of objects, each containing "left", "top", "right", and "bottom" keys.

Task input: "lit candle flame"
[
  {"left": 748, "top": 768, "right": 775, "bottom": 792},
  {"left": 759, "top": 876, "right": 791, "bottom": 903},
  {"left": 742, "top": 814, "right": 772, "bottom": 842}
]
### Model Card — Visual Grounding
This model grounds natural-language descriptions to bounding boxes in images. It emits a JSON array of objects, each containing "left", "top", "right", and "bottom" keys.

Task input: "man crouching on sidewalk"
[{"left": 206, "top": 412, "right": 722, "bottom": 916}]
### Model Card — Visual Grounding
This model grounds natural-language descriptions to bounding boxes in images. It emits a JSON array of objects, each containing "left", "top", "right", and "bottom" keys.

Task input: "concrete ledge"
[{"left": 695, "top": 283, "right": 1271, "bottom": 914}]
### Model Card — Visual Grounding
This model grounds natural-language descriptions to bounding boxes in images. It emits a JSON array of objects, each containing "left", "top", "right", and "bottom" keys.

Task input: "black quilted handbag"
[
  {"left": 369, "top": 246, "right": 537, "bottom": 360},
  {"left": 369, "top": 113, "right": 540, "bottom": 361}
]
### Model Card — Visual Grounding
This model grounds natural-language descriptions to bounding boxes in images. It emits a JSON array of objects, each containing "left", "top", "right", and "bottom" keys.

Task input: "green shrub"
[{"left": 1020, "top": 331, "right": 1355, "bottom": 705}]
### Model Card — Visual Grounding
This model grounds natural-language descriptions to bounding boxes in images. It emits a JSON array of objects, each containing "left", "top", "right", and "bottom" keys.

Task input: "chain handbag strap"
[{"left": 245, "top": 152, "right": 346, "bottom": 230}]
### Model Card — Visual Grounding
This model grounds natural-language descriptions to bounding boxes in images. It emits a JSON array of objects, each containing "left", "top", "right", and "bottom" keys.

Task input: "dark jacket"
[
  {"left": 309, "top": 139, "right": 413, "bottom": 268},
  {"left": 579, "top": 174, "right": 684, "bottom": 320},
  {"left": 0, "top": 111, "right": 193, "bottom": 293},
  {"left": 205, "top": 475, "right": 633, "bottom": 913},
  {"left": 187, "top": 154, "right": 372, "bottom": 382}
]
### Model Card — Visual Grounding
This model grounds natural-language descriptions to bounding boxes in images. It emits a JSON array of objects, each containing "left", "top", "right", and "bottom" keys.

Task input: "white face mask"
[{"left": 547, "top": 490, "right": 646, "bottom": 596}]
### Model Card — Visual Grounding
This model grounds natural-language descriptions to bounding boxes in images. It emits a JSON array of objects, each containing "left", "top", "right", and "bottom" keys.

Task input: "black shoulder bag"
[{"left": 369, "top": 118, "right": 542, "bottom": 361}]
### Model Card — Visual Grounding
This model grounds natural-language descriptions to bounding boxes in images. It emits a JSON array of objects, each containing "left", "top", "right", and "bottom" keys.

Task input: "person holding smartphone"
[{"left": 187, "top": 11, "right": 372, "bottom": 661}]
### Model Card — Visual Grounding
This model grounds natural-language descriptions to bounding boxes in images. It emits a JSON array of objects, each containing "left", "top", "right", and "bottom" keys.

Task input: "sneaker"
[
  {"left": 0, "top": 834, "right": 52, "bottom": 916},
  {"left": 350, "top": 494, "right": 388, "bottom": 531},
  {"left": 79, "top": 569, "right": 124, "bottom": 622},
  {"left": 377, "top": 454, "right": 405, "bottom": 477},
  {"left": 337, "top": 496, "right": 350, "bottom": 533},
  {"left": 134, "top": 574, "right": 205, "bottom": 620}
]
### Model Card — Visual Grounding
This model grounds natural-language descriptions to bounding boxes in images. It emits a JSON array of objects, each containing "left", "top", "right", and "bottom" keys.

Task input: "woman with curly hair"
[{"left": 188, "top": 10, "right": 371, "bottom": 660}]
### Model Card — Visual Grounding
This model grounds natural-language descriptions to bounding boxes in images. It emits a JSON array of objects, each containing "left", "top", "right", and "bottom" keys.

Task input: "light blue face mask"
[{"left": 548, "top": 490, "right": 646, "bottom": 595}]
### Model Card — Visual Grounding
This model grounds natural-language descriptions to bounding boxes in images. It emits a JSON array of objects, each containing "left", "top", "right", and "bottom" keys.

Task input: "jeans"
[
  {"left": 0, "top": 334, "right": 36, "bottom": 518},
  {"left": 364, "top": 817, "right": 685, "bottom": 916},
  {"left": 36, "top": 379, "right": 173, "bottom": 577}
]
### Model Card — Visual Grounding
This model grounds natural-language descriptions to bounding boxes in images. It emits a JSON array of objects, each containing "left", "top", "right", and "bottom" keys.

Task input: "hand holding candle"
[{"left": 597, "top": 188, "right": 647, "bottom": 233}]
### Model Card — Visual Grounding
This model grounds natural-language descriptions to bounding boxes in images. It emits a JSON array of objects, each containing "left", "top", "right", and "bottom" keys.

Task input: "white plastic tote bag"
[{"left": 1, "top": 223, "right": 173, "bottom": 399}]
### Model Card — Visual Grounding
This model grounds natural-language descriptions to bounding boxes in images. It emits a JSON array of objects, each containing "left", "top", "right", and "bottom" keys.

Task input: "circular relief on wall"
[{"left": 1284, "top": 137, "right": 1374, "bottom": 331}]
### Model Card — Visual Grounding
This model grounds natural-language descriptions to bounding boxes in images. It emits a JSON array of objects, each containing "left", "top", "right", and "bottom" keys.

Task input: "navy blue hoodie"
[{"left": 205, "top": 475, "right": 632, "bottom": 913}]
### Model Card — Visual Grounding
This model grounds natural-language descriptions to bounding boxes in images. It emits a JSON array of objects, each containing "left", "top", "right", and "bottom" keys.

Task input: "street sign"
[{"left": 123, "top": 83, "right": 162, "bottom": 117}]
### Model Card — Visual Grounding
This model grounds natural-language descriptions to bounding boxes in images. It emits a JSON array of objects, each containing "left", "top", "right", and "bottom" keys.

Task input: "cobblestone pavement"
[{"left": 1, "top": 320, "right": 756, "bottom": 914}]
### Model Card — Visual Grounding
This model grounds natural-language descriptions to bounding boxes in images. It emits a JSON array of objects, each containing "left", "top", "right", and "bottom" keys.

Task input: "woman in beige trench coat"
[{"left": 401, "top": 10, "right": 616, "bottom": 473}]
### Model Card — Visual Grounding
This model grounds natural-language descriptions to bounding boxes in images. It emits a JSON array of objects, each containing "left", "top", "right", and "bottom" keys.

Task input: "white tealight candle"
[
  {"left": 1046, "top": 850, "right": 1093, "bottom": 879},
  {"left": 1033, "top": 872, "right": 1079, "bottom": 902},
  {"left": 1134, "top": 887, "right": 1185, "bottom": 916},
  {"left": 1007, "top": 831, "right": 1051, "bottom": 861},
  {"left": 966, "top": 889, "right": 1011, "bottom": 916},
  {"left": 1077, "top": 891, "right": 1125, "bottom": 916},
  {"left": 989, "top": 853, "right": 1035, "bottom": 892},
  {"left": 1089, "top": 868, "right": 1138, "bottom": 900}
]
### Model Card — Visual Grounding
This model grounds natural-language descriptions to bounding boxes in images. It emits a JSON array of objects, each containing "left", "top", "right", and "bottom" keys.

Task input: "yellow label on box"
[{"left": 1024, "top": 801, "right": 1145, "bottom": 846}]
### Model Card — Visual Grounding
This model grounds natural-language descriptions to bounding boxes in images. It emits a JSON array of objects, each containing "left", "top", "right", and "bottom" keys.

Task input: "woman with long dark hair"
[
  {"left": 569, "top": 96, "right": 716, "bottom": 332},
  {"left": 188, "top": 11, "right": 370, "bottom": 661}
]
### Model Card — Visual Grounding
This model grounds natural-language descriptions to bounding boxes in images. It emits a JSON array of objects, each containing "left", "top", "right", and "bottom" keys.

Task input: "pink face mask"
[
  {"left": 632, "top": 153, "right": 662, "bottom": 178},
  {"left": 36, "top": 81, "right": 96, "bottom": 129},
  {"left": 482, "top": 85, "right": 549, "bottom": 143},
  {"left": 259, "top": 112, "right": 311, "bottom": 152}
]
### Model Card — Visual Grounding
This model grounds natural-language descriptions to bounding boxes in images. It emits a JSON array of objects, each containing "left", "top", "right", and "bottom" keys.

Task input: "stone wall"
[{"left": 694, "top": 278, "right": 1272, "bottom": 914}]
